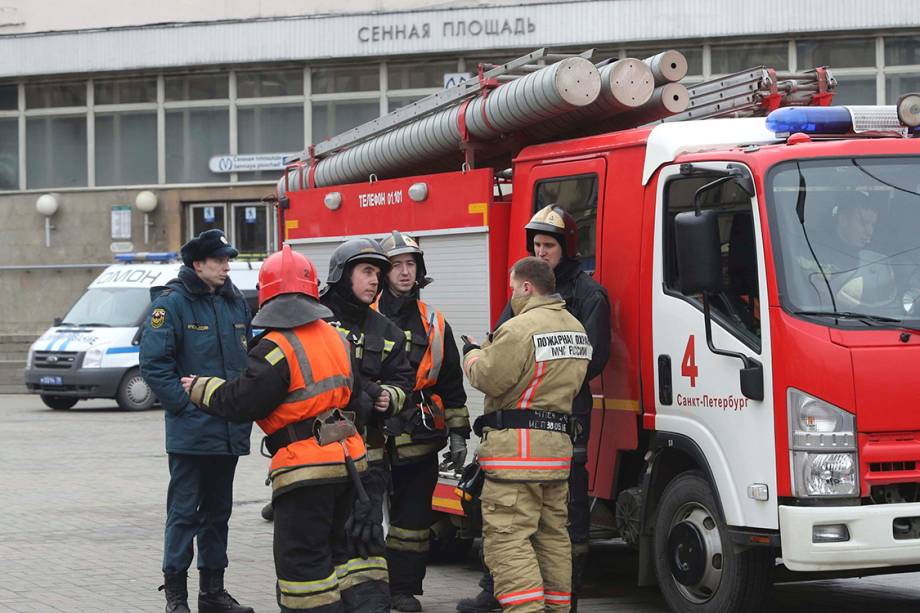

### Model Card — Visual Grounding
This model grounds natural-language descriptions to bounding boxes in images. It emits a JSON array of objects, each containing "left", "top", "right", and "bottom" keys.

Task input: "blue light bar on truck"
[
  {"left": 114, "top": 252, "right": 177, "bottom": 262},
  {"left": 766, "top": 105, "right": 920, "bottom": 136}
]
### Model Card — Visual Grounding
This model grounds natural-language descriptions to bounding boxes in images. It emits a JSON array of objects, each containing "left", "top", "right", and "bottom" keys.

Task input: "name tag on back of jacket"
[
  {"left": 186, "top": 324, "right": 210, "bottom": 331},
  {"left": 533, "top": 331, "right": 592, "bottom": 362}
]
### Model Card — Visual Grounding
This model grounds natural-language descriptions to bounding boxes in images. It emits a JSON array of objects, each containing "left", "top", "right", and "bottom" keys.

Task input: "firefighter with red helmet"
[
  {"left": 374, "top": 231, "right": 470, "bottom": 612},
  {"left": 321, "top": 237, "right": 416, "bottom": 613},
  {"left": 457, "top": 206, "right": 611, "bottom": 613},
  {"left": 180, "top": 244, "right": 379, "bottom": 612}
]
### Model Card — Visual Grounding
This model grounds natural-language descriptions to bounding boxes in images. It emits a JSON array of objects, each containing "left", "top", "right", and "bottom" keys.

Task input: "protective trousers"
[
  {"left": 481, "top": 479, "right": 571, "bottom": 613},
  {"left": 386, "top": 454, "right": 439, "bottom": 595},
  {"left": 568, "top": 411, "right": 591, "bottom": 552},
  {"left": 342, "top": 462, "right": 390, "bottom": 613},
  {"left": 163, "top": 453, "right": 238, "bottom": 574},
  {"left": 274, "top": 483, "right": 352, "bottom": 612}
]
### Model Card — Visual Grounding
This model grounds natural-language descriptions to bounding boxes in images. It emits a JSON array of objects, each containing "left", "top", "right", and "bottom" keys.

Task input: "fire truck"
[{"left": 274, "top": 48, "right": 920, "bottom": 612}]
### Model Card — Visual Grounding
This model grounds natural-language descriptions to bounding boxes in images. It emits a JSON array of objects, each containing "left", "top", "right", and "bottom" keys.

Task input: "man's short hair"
[
  {"left": 511, "top": 257, "right": 556, "bottom": 294},
  {"left": 835, "top": 190, "right": 876, "bottom": 217}
]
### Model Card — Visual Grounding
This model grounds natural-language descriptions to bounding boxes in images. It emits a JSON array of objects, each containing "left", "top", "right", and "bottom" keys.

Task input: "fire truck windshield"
[{"left": 767, "top": 156, "right": 920, "bottom": 328}]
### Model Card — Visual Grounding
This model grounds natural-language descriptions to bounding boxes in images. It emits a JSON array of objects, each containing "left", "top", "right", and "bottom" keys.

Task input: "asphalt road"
[{"left": 1, "top": 394, "right": 919, "bottom": 612}]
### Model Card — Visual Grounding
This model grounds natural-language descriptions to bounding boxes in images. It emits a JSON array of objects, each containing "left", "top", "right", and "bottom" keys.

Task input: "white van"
[{"left": 24, "top": 253, "right": 261, "bottom": 410}]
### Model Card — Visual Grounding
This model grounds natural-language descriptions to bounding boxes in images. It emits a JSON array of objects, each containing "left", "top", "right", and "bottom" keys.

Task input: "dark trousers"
[
  {"left": 386, "top": 454, "right": 439, "bottom": 595},
  {"left": 163, "top": 453, "right": 239, "bottom": 574},
  {"left": 568, "top": 410, "right": 592, "bottom": 549},
  {"left": 341, "top": 462, "right": 391, "bottom": 613},
  {"left": 275, "top": 483, "right": 352, "bottom": 613}
]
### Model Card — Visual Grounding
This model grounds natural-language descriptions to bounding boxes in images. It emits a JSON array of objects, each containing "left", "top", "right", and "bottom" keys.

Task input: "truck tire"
[
  {"left": 41, "top": 395, "right": 77, "bottom": 410},
  {"left": 653, "top": 470, "right": 773, "bottom": 613},
  {"left": 116, "top": 368, "right": 155, "bottom": 411}
]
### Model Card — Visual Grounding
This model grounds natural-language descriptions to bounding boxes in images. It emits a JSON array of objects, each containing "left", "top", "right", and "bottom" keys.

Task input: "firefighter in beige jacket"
[{"left": 462, "top": 257, "right": 590, "bottom": 613}]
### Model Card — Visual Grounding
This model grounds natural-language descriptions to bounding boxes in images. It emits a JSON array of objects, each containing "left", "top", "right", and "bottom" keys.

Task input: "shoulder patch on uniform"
[
  {"left": 151, "top": 308, "right": 166, "bottom": 329},
  {"left": 533, "top": 331, "right": 592, "bottom": 362},
  {"left": 264, "top": 346, "right": 285, "bottom": 366}
]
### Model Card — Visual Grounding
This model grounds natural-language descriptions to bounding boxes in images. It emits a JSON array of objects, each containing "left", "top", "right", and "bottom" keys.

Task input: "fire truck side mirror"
[
  {"left": 740, "top": 360, "right": 765, "bottom": 401},
  {"left": 674, "top": 209, "right": 723, "bottom": 295}
]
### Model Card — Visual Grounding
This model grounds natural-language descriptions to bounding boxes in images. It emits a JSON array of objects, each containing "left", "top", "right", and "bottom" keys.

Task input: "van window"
[
  {"left": 664, "top": 174, "right": 761, "bottom": 349},
  {"left": 62, "top": 288, "right": 151, "bottom": 327},
  {"left": 533, "top": 174, "right": 598, "bottom": 272}
]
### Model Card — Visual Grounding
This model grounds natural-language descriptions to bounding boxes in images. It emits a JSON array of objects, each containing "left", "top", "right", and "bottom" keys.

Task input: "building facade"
[{"left": 0, "top": 0, "right": 919, "bottom": 333}]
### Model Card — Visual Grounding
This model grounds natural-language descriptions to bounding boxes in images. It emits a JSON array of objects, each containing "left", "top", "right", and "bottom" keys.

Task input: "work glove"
[
  {"left": 344, "top": 466, "right": 388, "bottom": 559},
  {"left": 449, "top": 432, "right": 468, "bottom": 472}
]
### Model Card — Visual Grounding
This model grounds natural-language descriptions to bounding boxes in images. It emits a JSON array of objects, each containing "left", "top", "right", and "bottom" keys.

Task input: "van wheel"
[
  {"left": 116, "top": 368, "right": 155, "bottom": 411},
  {"left": 41, "top": 395, "right": 77, "bottom": 410},
  {"left": 653, "top": 470, "right": 773, "bottom": 613}
]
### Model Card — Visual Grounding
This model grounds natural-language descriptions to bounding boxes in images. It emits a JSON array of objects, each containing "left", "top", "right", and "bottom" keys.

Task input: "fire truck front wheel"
[{"left": 653, "top": 470, "right": 772, "bottom": 613}]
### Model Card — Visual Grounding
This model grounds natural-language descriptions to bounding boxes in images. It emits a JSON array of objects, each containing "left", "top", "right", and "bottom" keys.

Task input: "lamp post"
[
  {"left": 134, "top": 190, "right": 158, "bottom": 245},
  {"left": 35, "top": 194, "right": 59, "bottom": 248}
]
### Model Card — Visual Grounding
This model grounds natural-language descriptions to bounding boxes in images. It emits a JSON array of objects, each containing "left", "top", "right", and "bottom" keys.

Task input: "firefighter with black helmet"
[
  {"left": 322, "top": 237, "right": 416, "bottom": 613},
  {"left": 180, "top": 245, "right": 375, "bottom": 612},
  {"left": 374, "top": 230, "right": 470, "bottom": 612},
  {"left": 457, "top": 205, "right": 611, "bottom": 613}
]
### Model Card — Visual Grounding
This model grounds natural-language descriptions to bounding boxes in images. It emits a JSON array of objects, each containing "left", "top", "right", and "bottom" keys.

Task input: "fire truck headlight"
[
  {"left": 793, "top": 452, "right": 858, "bottom": 497},
  {"left": 788, "top": 389, "right": 858, "bottom": 497}
]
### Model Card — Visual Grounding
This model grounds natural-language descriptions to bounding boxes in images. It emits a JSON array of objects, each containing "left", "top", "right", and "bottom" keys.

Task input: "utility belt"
[
  {"left": 261, "top": 409, "right": 357, "bottom": 457},
  {"left": 384, "top": 389, "right": 447, "bottom": 442},
  {"left": 473, "top": 409, "right": 576, "bottom": 439}
]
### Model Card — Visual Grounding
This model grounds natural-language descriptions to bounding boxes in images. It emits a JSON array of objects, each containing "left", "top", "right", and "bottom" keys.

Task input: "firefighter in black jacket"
[
  {"left": 457, "top": 205, "right": 611, "bottom": 613},
  {"left": 321, "top": 237, "right": 416, "bottom": 613},
  {"left": 375, "top": 231, "right": 470, "bottom": 612}
]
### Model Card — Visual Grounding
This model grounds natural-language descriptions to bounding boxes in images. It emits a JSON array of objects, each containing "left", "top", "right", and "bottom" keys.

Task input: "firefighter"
[
  {"left": 179, "top": 245, "right": 377, "bottom": 612},
  {"left": 458, "top": 205, "right": 610, "bottom": 613},
  {"left": 321, "top": 237, "right": 416, "bottom": 613},
  {"left": 374, "top": 231, "right": 470, "bottom": 612},
  {"left": 462, "top": 256, "right": 590, "bottom": 613}
]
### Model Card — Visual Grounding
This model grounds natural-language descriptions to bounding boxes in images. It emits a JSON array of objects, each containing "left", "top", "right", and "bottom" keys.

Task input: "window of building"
[
  {"left": 0, "top": 119, "right": 17, "bottom": 190},
  {"left": 95, "top": 111, "right": 157, "bottom": 186},
  {"left": 231, "top": 202, "right": 271, "bottom": 256},
  {"left": 166, "top": 108, "right": 229, "bottom": 183},
  {"left": 533, "top": 174, "right": 598, "bottom": 272},
  {"left": 95, "top": 77, "right": 157, "bottom": 104},
  {"left": 312, "top": 100, "right": 379, "bottom": 142},
  {"left": 25, "top": 81, "right": 86, "bottom": 108},
  {"left": 0, "top": 83, "right": 16, "bottom": 110},
  {"left": 885, "top": 36, "right": 920, "bottom": 66},
  {"left": 797, "top": 38, "right": 875, "bottom": 68},
  {"left": 833, "top": 74, "right": 878, "bottom": 105},
  {"left": 238, "top": 105, "right": 304, "bottom": 181},
  {"left": 626, "top": 47, "right": 704, "bottom": 76},
  {"left": 388, "top": 60, "right": 458, "bottom": 89},
  {"left": 663, "top": 174, "right": 761, "bottom": 346},
  {"left": 26, "top": 115, "right": 87, "bottom": 188},
  {"left": 237, "top": 69, "right": 304, "bottom": 98},
  {"left": 312, "top": 66, "right": 379, "bottom": 94},
  {"left": 188, "top": 202, "right": 227, "bottom": 236},
  {"left": 165, "top": 73, "right": 229, "bottom": 101},
  {"left": 710, "top": 42, "right": 788, "bottom": 74},
  {"left": 886, "top": 74, "right": 920, "bottom": 105},
  {"left": 388, "top": 95, "right": 426, "bottom": 111}
]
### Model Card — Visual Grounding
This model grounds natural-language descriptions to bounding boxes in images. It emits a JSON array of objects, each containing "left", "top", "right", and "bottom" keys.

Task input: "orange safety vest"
[{"left": 260, "top": 321, "right": 367, "bottom": 493}]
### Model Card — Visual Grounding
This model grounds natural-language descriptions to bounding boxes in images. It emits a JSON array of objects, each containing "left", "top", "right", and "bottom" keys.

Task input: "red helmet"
[
  {"left": 258, "top": 245, "right": 320, "bottom": 307},
  {"left": 525, "top": 205, "right": 578, "bottom": 259}
]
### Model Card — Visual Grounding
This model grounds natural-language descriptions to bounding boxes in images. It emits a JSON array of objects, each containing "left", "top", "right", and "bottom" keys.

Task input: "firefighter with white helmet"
[
  {"left": 458, "top": 205, "right": 611, "bottom": 613},
  {"left": 180, "top": 245, "right": 375, "bottom": 612},
  {"left": 374, "top": 230, "right": 470, "bottom": 612}
]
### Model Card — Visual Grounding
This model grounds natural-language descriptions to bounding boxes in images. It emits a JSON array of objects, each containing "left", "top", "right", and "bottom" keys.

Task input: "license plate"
[{"left": 40, "top": 376, "right": 63, "bottom": 386}]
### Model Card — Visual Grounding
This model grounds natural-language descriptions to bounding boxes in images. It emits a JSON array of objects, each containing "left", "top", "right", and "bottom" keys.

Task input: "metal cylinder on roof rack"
[
  {"left": 305, "top": 56, "right": 601, "bottom": 187},
  {"left": 643, "top": 50, "right": 689, "bottom": 86},
  {"left": 601, "top": 82, "right": 691, "bottom": 131}
]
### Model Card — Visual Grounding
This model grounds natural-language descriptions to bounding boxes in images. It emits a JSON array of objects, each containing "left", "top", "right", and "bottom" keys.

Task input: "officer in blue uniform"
[{"left": 140, "top": 229, "right": 254, "bottom": 613}]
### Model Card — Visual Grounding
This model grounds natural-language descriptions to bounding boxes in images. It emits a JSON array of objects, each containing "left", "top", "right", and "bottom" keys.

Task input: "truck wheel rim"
[
  {"left": 667, "top": 502, "right": 723, "bottom": 603},
  {"left": 127, "top": 376, "right": 151, "bottom": 404}
]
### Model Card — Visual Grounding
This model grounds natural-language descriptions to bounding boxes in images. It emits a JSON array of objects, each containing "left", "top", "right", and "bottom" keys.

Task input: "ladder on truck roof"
[{"left": 279, "top": 47, "right": 835, "bottom": 192}]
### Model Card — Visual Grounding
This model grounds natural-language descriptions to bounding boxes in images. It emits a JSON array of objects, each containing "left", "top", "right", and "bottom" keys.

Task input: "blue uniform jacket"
[{"left": 139, "top": 266, "right": 253, "bottom": 455}]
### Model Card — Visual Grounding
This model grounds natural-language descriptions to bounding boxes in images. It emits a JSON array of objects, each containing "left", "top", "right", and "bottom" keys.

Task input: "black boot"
[
  {"left": 261, "top": 501, "right": 274, "bottom": 521},
  {"left": 159, "top": 572, "right": 191, "bottom": 613},
  {"left": 198, "top": 568, "right": 254, "bottom": 613},
  {"left": 456, "top": 574, "right": 499, "bottom": 613},
  {"left": 391, "top": 593, "right": 423, "bottom": 612}
]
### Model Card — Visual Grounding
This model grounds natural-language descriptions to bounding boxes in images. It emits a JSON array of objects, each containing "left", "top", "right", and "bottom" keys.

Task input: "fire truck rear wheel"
[{"left": 653, "top": 470, "right": 772, "bottom": 613}]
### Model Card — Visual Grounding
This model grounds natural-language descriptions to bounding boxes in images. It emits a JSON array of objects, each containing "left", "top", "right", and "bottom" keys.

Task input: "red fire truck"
[{"left": 275, "top": 49, "right": 920, "bottom": 612}]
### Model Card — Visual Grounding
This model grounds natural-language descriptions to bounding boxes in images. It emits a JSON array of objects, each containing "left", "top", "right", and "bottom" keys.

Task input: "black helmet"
[
  {"left": 326, "top": 238, "right": 392, "bottom": 285},
  {"left": 525, "top": 205, "right": 578, "bottom": 259},
  {"left": 380, "top": 230, "right": 428, "bottom": 284}
]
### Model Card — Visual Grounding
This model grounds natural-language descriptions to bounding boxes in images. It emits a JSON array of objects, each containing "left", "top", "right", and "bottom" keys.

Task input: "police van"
[{"left": 24, "top": 253, "right": 261, "bottom": 411}]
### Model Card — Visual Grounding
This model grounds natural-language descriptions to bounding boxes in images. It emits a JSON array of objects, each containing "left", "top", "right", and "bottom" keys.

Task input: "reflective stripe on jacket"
[
  {"left": 464, "top": 294, "right": 590, "bottom": 482},
  {"left": 261, "top": 322, "right": 367, "bottom": 494}
]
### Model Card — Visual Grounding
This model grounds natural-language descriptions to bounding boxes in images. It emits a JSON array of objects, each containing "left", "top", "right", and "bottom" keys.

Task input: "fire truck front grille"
[
  {"left": 32, "top": 351, "right": 79, "bottom": 370},
  {"left": 870, "top": 461, "right": 917, "bottom": 473}
]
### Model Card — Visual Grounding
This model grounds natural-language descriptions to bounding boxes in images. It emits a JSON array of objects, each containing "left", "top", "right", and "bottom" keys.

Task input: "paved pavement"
[{"left": 1, "top": 394, "right": 919, "bottom": 612}]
